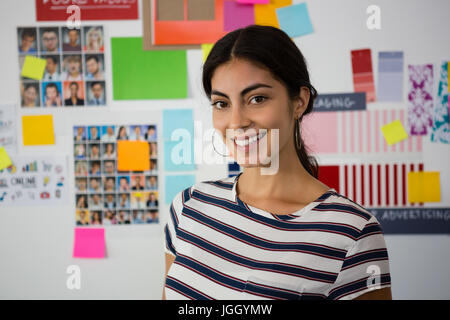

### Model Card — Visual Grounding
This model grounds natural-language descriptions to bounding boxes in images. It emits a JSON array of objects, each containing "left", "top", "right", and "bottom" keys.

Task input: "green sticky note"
[
  {"left": 111, "top": 37, "right": 187, "bottom": 100},
  {"left": 21, "top": 55, "right": 46, "bottom": 80},
  {"left": 0, "top": 147, "right": 13, "bottom": 170}
]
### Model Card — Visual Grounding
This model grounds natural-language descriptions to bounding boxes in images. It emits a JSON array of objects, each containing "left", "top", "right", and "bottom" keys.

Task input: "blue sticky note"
[
  {"left": 165, "top": 174, "right": 196, "bottom": 204},
  {"left": 163, "top": 109, "right": 195, "bottom": 171},
  {"left": 276, "top": 3, "right": 313, "bottom": 38}
]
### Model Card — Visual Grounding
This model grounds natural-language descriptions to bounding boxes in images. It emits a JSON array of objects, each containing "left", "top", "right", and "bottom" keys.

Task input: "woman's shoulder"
[
  {"left": 170, "top": 175, "right": 236, "bottom": 206},
  {"left": 313, "top": 189, "right": 382, "bottom": 234}
]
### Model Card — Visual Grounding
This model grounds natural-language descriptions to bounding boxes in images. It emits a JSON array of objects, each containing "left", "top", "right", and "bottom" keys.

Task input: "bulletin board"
[{"left": 0, "top": 0, "right": 449, "bottom": 300}]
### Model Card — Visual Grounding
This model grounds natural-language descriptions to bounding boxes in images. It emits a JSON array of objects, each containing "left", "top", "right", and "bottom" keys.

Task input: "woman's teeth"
[{"left": 234, "top": 131, "right": 267, "bottom": 147}]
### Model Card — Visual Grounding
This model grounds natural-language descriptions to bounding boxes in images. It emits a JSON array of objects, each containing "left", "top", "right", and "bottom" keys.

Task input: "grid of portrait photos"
[
  {"left": 73, "top": 124, "right": 159, "bottom": 226},
  {"left": 18, "top": 26, "right": 107, "bottom": 108}
]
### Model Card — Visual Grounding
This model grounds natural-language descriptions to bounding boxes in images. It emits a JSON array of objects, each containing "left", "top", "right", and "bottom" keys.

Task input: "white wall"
[{"left": 0, "top": 0, "right": 449, "bottom": 299}]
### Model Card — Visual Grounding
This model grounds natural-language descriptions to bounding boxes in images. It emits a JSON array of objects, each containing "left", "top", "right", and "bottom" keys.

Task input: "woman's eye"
[
  {"left": 211, "top": 101, "right": 228, "bottom": 109},
  {"left": 250, "top": 96, "right": 267, "bottom": 104}
]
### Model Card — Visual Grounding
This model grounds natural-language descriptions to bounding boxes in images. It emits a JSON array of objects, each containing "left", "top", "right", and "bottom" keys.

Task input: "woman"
[
  {"left": 84, "top": 27, "right": 104, "bottom": 52},
  {"left": 163, "top": 26, "right": 391, "bottom": 300},
  {"left": 116, "top": 126, "right": 128, "bottom": 140},
  {"left": 21, "top": 83, "right": 39, "bottom": 107}
]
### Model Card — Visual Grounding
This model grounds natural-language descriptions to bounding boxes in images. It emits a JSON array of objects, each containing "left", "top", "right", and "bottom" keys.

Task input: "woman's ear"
[{"left": 293, "top": 87, "right": 310, "bottom": 119}]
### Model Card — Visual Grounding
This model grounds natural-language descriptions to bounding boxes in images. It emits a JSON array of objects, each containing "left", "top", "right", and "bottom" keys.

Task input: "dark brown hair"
[{"left": 202, "top": 25, "right": 319, "bottom": 178}]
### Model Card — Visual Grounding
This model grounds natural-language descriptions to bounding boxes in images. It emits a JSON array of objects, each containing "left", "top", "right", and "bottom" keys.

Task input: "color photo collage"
[
  {"left": 74, "top": 125, "right": 159, "bottom": 226},
  {"left": 18, "top": 26, "right": 106, "bottom": 107}
]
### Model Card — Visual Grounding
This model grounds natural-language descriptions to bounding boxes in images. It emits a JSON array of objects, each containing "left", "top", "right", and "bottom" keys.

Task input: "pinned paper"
[
  {"left": 224, "top": 0, "right": 255, "bottom": 31},
  {"left": 381, "top": 120, "right": 408, "bottom": 146},
  {"left": 0, "top": 147, "right": 13, "bottom": 170},
  {"left": 111, "top": 37, "right": 187, "bottom": 99},
  {"left": 165, "top": 174, "right": 196, "bottom": 204},
  {"left": 21, "top": 55, "right": 46, "bottom": 80},
  {"left": 407, "top": 171, "right": 441, "bottom": 203},
  {"left": 377, "top": 52, "right": 404, "bottom": 102},
  {"left": 276, "top": 2, "right": 313, "bottom": 38},
  {"left": 117, "top": 140, "right": 150, "bottom": 171},
  {"left": 254, "top": 0, "right": 292, "bottom": 28},
  {"left": 73, "top": 227, "right": 105, "bottom": 258},
  {"left": 22, "top": 115, "right": 55, "bottom": 146},
  {"left": 351, "top": 49, "right": 376, "bottom": 102},
  {"left": 163, "top": 109, "right": 195, "bottom": 171},
  {"left": 202, "top": 43, "right": 214, "bottom": 62}
]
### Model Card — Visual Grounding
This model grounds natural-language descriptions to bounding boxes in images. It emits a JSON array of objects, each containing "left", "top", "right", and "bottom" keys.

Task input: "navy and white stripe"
[{"left": 164, "top": 173, "right": 391, "bottom": 300}]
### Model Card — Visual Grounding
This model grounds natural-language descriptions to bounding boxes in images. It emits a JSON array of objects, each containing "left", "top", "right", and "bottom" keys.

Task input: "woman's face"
[
  {"left": 24, "top": 86, "right": 37, "bottom": 105},
  {"left": 210, "top": 58, "right": 305, "bottom": 167}
]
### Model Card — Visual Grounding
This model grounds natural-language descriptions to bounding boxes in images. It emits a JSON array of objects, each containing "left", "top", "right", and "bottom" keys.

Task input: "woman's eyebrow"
[{"left": 211, "top": 83, "right": 273, "bottom": 99}]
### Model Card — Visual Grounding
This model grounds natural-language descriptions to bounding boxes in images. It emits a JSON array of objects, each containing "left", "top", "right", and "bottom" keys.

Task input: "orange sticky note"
[
  {"left": 22, "top": 115, "right": 55, "bottom": 146},
  {"left": 254, "top": 0, "right": 292, "bottom": 28},
  {"left": 407, "top": 171, "right": 441, "bottom": 203},
  {"left": 117, "top": 140, "right": 150, "bottom": 171}
]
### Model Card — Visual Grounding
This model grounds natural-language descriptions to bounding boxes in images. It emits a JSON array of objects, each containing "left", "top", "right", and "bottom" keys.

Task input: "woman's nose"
[{"left": 228, "top": 103, "right": 250, "bottom": 131}]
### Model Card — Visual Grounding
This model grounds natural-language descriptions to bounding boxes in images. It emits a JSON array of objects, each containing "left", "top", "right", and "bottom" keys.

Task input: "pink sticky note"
[
  {"left": 302, "top": 112, "right": 339, "bottom": 153},
  {"left": 224, "top": 0, "right": 255, "bottom": 31},
  {"left": 237, "top": 0, "right": 270, "bottom": 4},
  {"left": 73, "top": 228, "right": 105, "bottom": 258}
]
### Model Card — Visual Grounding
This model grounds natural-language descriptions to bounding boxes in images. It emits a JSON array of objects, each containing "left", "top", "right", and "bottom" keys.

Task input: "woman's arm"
[
  {"left": 354, "top": 287, "right": 392, "bottom": 300},
  {"left": 162, "top": 253, "right": 176, "bottom": 300}
]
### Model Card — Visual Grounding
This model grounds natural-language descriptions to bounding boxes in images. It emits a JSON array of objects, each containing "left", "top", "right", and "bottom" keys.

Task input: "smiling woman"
[{"left": 163, "top": 25, "right": 392, "bottom": 300}]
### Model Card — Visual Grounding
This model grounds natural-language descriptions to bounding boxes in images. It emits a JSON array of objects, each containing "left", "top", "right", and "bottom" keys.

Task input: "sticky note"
[
  {"left": 73, "top": 227, "right": 105, "bottom": 258},
  {"left": 224, "top": 0, "right": 255, "bottom": 31},
  {"left": 276, "top": 2, "right": 313, "bottom": 38},
  {"left": 381, "top": 120, "right": 408, "bottom": 146},
  {"left": 165, "top": 174, "right": 196, "bottom": 204},
  {"left": 237, "top": 0, "right": 269, "bottom": 3},
  {"left": 254, "top": 0, "right": 292, "bottom": 28},
  {"left": 22, "top": 115, "right": 55, "bottom": 146},
  {"left": 21, "top": 55, "right": 46, "bottom": 80},
  {"left": 407, "top": 171, "right": 441, "bottom": 203},
  {"left": 117, "top": 140, "right": 150, "bottom": 171},
  {"left": 111, "top": 37, "right": 187, "bottom": 99},
  {"left": 0, "top": 147, "right": 13, "bottom": 170},
  {"left": 163, "top": 109, "right": 195, "bottom": 171},
  {"left": 202, "top": 43, "right": 214, "bottom": 62}
]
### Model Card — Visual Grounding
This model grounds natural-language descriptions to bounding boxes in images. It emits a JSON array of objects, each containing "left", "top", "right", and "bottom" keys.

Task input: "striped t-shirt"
[{"left": 164, "top": 173, "right": 391, "bottom": 300}]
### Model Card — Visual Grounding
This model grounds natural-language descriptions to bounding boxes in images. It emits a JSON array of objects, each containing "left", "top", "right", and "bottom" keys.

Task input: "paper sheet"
[
  {"left": 407, "top": 171, "right": 441, "bottom": 203},
  {"left": 111, "top": 37, "right": 187, "bottom": 99},
  {"left": 117, "top": 140, "right": 150, "bottom": 171},
  {"left": 22, "top": 115, "right": 55, "bottom": 145},
  {"left": 276, "top": 2, "right": 313, "bottom": 38},
  {"left": 73, "top": 228, "right": 105, "bottom": 258}
]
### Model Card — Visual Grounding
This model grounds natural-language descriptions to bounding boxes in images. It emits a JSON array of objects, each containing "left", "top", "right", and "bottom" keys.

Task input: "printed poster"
[
  {"left": 73, "top": 124, "right": 160, "bottom": 226},
  {"left": 18, "top": 25, "right": 107, "bottom": 108},
  {"left": 0, "top": 155, "right": 68, "bottom": 206}
]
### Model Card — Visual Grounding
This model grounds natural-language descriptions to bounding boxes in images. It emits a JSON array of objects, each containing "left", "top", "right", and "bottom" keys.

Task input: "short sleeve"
[
  {"left": 164, "top": 187, "right": 189, "bottom": 257},
  {"left": 326, "top": 215, "right": 391, "bottom": 300}
]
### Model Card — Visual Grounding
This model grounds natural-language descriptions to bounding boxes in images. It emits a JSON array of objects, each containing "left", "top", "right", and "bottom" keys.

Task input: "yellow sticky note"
[
  {"left": 21, "top": 55, "right": 47, "bottom": 80},
  {"left": 381, "top": 119, "right": 408, "bottom": 146},
  {"left": 0, "top": 147, "right": 13, "bottom": 170},
  {"left": 202, "top": 43, "right": 214, "bottom": 62},
  {"left": 22, "top": 115, "right": 55, "bottom": 145},
  {"left": 117, "top": 140, "right": 150, "bottom": 171},
  {"left": 408, "top": 171, "right": 441, "bottom": 203},
  {"left": 254, "top": 0, "right": 292, "bottom": 28}
]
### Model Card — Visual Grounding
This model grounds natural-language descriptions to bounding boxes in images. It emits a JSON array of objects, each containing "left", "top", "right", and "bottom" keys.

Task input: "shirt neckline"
[{"left": 231, "top": 172, "right": 337, "bottom": 220}]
